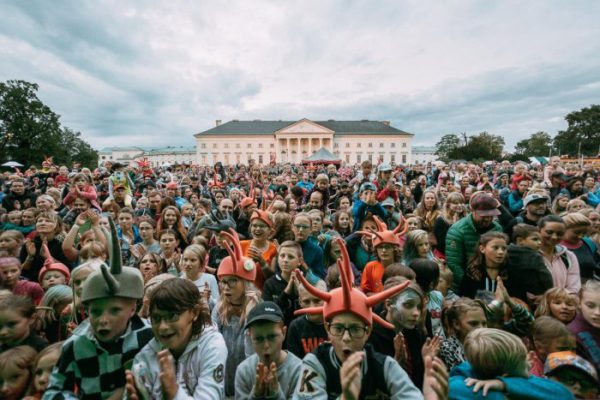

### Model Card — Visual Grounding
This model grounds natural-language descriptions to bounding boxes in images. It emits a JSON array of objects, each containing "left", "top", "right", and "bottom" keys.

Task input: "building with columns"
[{"left": 194, "top": 119, "right": 413, "bottom": 165}]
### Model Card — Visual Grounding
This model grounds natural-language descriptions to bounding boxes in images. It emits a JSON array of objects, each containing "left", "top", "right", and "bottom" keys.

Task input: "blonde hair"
[
  {"left": 0, "top": 230, "right": 24, "bottom": 256},
  {"left": 566, "top": 199, "right": 588, "bottom": 213},
  {"left": 28, "top": 342, "right": 63, "bottom": 396},
  {"left": 464, "top": 328, "right": 528, "bottom": 379},
  {"left": 535, "top": 288, "right": 578, "bottom": 318},
  {"left": 562, "top": 212, "right": 591, "bottom": 229},
  {"left": 315, "top": 174, "right": 329, "bottom": 183},
  {"left": 183, "top": 243, "right": 207, "bottom": 269},
  {"left": 580, "top": 279, "right": 600, "bottom": 301},
  {"left": 216, "top": 280, "right": 261, "bottom": 327},
  {"left": 531, "top": 316, "right": 573, "bottom": 346},
  {"left": 0, "top": 345, "right": 37, "bottom": 379}
]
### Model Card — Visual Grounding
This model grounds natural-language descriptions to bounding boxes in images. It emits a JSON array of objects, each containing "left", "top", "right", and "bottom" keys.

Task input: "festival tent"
[{"left": 302, "top": 147, "right": 341, "bottom": 165}]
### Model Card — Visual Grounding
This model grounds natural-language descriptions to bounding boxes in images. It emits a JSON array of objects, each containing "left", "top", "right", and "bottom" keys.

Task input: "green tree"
[
  {"left": 461, "top": 132, "right": 505, "bottom": 161},
  {"left": 434, "top": 134, "right": 461, "bottom": 162},
  {"left": 514, "top": 131, "right": 552, "bottom": 157},
  {"left": 0, "top": 79, "right": 98, "bottom": 167},
  {"left": 553, "top": 104, "right": 600, "bottom": 157}
]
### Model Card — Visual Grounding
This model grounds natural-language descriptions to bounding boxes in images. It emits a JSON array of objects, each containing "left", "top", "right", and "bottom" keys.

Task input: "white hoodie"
[{"left": 129, "top": 325, "right": 228, "bottom": 400}]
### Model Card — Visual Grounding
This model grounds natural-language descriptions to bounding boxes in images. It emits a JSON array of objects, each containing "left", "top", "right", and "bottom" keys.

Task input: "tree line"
[
  {"left": 0, "top": 80, "right": 98, "bottom": 168},
  {"left": 434, "top": 104, "right": 600, "bottom": 162}
]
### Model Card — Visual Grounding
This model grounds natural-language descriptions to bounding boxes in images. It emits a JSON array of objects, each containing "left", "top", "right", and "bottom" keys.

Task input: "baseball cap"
[
  {"left": 469, "top": 192, "right": 501, "bottom": 217},
  {"left": 381, "top": 197, "right": 395, "bottom": 207},
  {"left": 113, "top": 184, "right": 125, "bottom": 190},
  {"left": 544, "top": 351, "right": 598, "bottom": 384},
  {"left": 524, "top": 193, "right": 550, "bottom": 207},
  {"left": 244, "top": 301, "right": 284, "bottom": 330},
  {"left": 377, "top": 163, "right": 392, "bottom": 173},
  {"left": 360, "top": 182, "right": 377, "bottom": 193}
]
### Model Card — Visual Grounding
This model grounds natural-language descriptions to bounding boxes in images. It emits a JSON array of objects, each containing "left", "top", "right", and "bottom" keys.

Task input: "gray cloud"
[{"left": 0, "top": 0, "right": 599, "bottom": 151}]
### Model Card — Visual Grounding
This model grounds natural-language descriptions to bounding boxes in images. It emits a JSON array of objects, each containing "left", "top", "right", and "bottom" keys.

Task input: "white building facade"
[
  {"left": 98, "top": 146, "right": 196, "bottom": 167},
  {"left": 412, "top": 146, "right": 439, "bottom": 164},
  {"left": 194, "top": 119, "right": 414, "bottom": 166}
]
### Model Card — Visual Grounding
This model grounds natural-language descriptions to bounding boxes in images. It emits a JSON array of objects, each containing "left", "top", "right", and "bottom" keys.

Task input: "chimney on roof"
[
  {"left": 215, "top": 120, "right": 222, "bottom": 126},
  {"left": 382, "top": 121, "right": 390, "bottom": 126}
]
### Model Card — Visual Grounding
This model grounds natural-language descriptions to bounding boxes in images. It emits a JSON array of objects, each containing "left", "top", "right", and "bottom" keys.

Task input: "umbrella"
[{"left": 1, "top": 161, "right": 24, "bottom": 168}]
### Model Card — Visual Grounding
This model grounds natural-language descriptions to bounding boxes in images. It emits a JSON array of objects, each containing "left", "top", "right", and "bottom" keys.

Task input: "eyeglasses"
[
  {"left": 219, "top": 277, "right": 240, "bottom": 288},
  {"left": 150, "top": 312, "right": 181, "bottom": 324},
  {"left": 250, "top": 333, "right": 281, "bottom": 344},
  {"left": 377, "top": 244, "right": 396, "bottom": 251},
  {"left": 327, "top": 323, "right": 368, "bottom": 339},
  {"left": 251, "top": 223, "right": 269, "bottom": 230},
  {"left": 293, "top": 224, "right": 311, "bottom": 230}
]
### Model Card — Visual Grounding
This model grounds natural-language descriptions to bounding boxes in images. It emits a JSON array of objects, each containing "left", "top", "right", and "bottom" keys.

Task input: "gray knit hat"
[{"left": 81, "top": 217, "right": 144, "bottom": 303}]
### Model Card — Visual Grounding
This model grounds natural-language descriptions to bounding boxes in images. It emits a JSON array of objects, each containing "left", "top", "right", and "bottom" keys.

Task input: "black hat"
[{"left": 244, "top": 301, "right": 284, "bottom": 330}]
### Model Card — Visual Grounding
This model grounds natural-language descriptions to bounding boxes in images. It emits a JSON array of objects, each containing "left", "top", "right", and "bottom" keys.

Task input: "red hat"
[
  {"left": 250, "top": 210, "right": 273, "bottom": 228},
  {"left": 355, "top": 215, "right": 407, "bottom": 248},
  {"left": 240, "top": 197, "right": 257, "bottom": 209},
  {"left": 294, "top": 237, "right": 409, "bottom": 329},
  {"left": 166, "top": 182, "right": 178, "bottom": 190},
  {"left": 217, "top": 229, "right": 257, "bottom": 282},
  {"left": 114, "top": 184, "right": 126, "bottom": 190},
  {"left": 38, "top": 244, "right": 71, "bottom": 282},
  {"left": 469, "top": 192, "right": 501, "bottom": 217}
]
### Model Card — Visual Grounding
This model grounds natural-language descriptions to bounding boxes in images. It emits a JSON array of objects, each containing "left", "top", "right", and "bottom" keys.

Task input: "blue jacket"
[
  {"left": 449, "top": 362, "right": 574, "bottom": 400},
  {"left": 352, "top": 199, "right": 386, "bottom": 231},
  {"left": 300, "top": 238, "right": 325, "bottom": 279}
]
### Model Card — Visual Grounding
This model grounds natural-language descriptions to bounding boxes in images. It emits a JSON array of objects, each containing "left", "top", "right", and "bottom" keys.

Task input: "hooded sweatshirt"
[{"left": 505, "top": 244, "right": 554, "bottom": 303}]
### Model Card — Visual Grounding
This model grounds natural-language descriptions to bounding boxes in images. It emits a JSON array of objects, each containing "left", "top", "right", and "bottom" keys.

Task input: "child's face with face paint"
[{"left": 387, "top": 289, "right": 422, "bottom": 330}]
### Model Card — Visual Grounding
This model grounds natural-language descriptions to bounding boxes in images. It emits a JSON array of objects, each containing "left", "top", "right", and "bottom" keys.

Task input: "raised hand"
[
  {"left": 158, "top": 350, "right": 178, "bottom": 399},
  {"left": 421, "top": 336, "right": 441, "bottom": 361},
  {"left": 340, "top": 351, "right": 364, "bottom": 400},
  {"left": 422, "top": 356, "right": 449, "bottom": 400}
]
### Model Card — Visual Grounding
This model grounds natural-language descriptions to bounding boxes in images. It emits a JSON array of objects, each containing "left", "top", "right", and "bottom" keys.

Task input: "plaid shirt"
[{"left": 42, "top": 315, "right": 153, "bottom": 400}]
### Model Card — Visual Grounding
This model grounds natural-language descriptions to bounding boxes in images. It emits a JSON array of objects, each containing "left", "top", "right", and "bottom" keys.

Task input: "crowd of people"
[{"left": 0, "top": 155, "right": 599, "bottom": 399}]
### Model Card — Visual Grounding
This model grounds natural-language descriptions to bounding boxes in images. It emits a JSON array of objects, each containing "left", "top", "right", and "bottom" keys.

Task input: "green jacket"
[{"left": 445, "top": 214, "right": 502, "bottom": 292}]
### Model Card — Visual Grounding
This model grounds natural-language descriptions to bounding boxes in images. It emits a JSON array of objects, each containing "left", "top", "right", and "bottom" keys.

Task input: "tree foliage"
[
  {"left": 514, "top": 131, "right": 552, "bottom": 157},
  {"left": 0, "top": 80, "right": 98, "bottom": 167},
  {"left": 553, "top": 104, "right": 600, "bottom": 157},
  {"left": 435, "top": 132, "right": 504, "bottom": 162}
]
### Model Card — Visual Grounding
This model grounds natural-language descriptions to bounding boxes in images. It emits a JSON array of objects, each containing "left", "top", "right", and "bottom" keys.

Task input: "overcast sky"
[{"left": 1, "top": 1, "right": 599, "bottom": 151}]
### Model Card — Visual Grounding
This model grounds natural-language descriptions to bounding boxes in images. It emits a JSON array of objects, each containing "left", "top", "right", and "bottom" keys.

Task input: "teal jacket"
[{"left": 445, "top": 214, "right": 502, "bottom": 291}]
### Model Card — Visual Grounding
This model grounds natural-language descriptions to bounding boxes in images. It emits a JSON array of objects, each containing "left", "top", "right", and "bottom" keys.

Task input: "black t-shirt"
[{"left": 285, "top": 315, "right": 327, "bottom": 359}]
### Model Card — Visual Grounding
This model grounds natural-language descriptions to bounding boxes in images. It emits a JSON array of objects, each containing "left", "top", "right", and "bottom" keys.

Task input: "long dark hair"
[
  {"left": 466, "top": 232, "right": 509, "bottom": 281},
  {"left": 149, "top": 279, "right": 211, "bottom": 337}
]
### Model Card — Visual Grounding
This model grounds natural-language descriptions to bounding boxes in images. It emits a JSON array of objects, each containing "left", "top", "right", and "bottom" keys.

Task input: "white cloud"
[{"left": 0, "top": 0, "right": 599, "bottom": 151}]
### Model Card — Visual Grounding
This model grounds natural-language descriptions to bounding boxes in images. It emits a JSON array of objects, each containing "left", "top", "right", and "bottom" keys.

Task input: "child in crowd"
[
  {"left": 158, "top": 229, "right": 181, "bottom": 275},
  {"left": 439, "top": 298, "right": 487, "bottom": 370},
  {"left": 212, "top": 229, "right": 261, "bottom": 398},
  {"left": 402, "top": 229, "right": 438, "bottom": 266},
  {"left": 505, "top": 224, "right": 553, "bottom": 305},
  {"left": 43, "top": 219, "right": 153, "bottom": 399},
  {"left": 360, "top": 226, "right": 402, "bottom": 295},
  {"left": 285, "top": 280, "right": 328, "bottom": 359},
  {"left": 135, "top": 252, "right": 163, "bottom": 284},
  {"left": 568, "top": 280, "right": 600, "bottom": 373},
  {"left": 25, "top": 342, "right": 63, "bottom": 400},
  {"left": 125, "top": 278, "right": 228, "bottom": 399},
  {"left": 528, "top": 316, "right": 576, "bottom": 376},
  {"left": 0, "top": 229, "right": 24, "bottom": 256},
  {"left": 352, "top": 182, "right": 386, "bottom": 231},
  {"left": 241, "top": 209, "right": 278, "bottom": 290},
  {"left": 0, "top": 345, "right": 38, "bottom": 400},
  {"left": 544, "top": 351, "right": 599, "bottom": 400},
  {"left": 449, "top": 328, "right": 573, "bottom": 399},
  {"left": 180, "top": 243, "right": 219, "bottom": 308},
  {"left": 560, "top": 213, "right": 600, "bottom": 282},
  {"left": 0, "top": 295, "right": 48, "bottom": 352},
  {"left": 410, "top": 258, "right": 444, "bottom": 337},
  {"left": 460, "top": 232, "right": 509, "bottom": 300},
  {"left": 67, "top": 261, "right": 98, "bottom": 326},
  {"left": 62, "top": 173, "right": 101, "bottom": 211},
  {"left": 130, "top": 217, "right": 161, "bottom": 262},
  {"left": 35, "top": 284, "right": 72, "bottom": 343},
  {"left": 263, "top": 240, "right": 304, "bottom": 326},
  {"left": 437, "top": 268, "right": 459, "bottom": 303},
  {"left": 292, "top": 237, "right": 424, "bottom": 399},
  {"left": 38, "top": 244, "right": 71, "bottom": 290},
  {"left": 534, "top": 287, "right": 578, "bottom": 324},
  {"left": 0, "top": 256, "right": 43, "bottom": 304},
  {"left": 235, "top": 301, "right": 303, "bottom": 399}
]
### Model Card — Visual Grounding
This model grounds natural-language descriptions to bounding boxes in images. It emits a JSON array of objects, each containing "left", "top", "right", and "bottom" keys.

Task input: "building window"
[
  {"left": 224, "top": 143, "right": 229, "bottom": 149},
  {"left": 357, "top": 143, "right": 361, "bottom": 148},
  {"left": 379, "top": 143, "right": 384, "bottom": 148},
  {"left": 224, "top": 153, "right": 230, "bottom": 164},
  {"left": 236, "top": 143, "right": 240, "bottom": 149},
  {"left": 270, "top": 143, "right": 274, "bottom": 148},
  {"left": 334, "top": 143, "right": 339, "bottom": 148},
  {"left": 391, "top": 154, "right": 396, "bottom": 163},
  {"left": 101, "top": 156, "right": 106, "bottom": 160},
  {"left": 201, "top": 143, "right": 206, "bottom": 149},
  {"left": 236, "top": 154, "right": 241, "bottom": 163},
  {"left": 402, "top": 154, "right": 407, "bottom": 163},
  {"left": 247, "top": 143, "right": 252, "bottom": 149},
  {"left": 356, "top": 154, "right": 361, "bottom": 163},
  {"left": 379, "top": 154, "right": 384, "bottom": 162},
  {"left": 213, "top": 143, "right": 217, "bottom": 149},
  {"left": 258, "top": 155, "right": 263, "bottom": 164},
  {"left": 391, "top": 142, "right": 396, "bottom": 148},
  {"left": 345, "top": 154, "right": 350, "bottom": 163},
  {"left": 368, "top": 154, "right": 373, "bottom": 162},
  {"left": 346, "top": 143, "right": 350, "bottom": 148},
  {"left": 402, "top": 143, "right": 407, "bottom": 148},
  {"left": 368, "top": 143, "right": 373, "bottom": 148},
  {"left": 258, "top": 143, "right": 263, "bottom": 149}
]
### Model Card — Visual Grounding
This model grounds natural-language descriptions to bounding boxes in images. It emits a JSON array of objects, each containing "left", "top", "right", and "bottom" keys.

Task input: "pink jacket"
[
  {"left": 63, "top": 185, "right": 101, "bottom": 210},
  {"left": 542, "top": 245, "right": 581, "bottom": 294}
]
